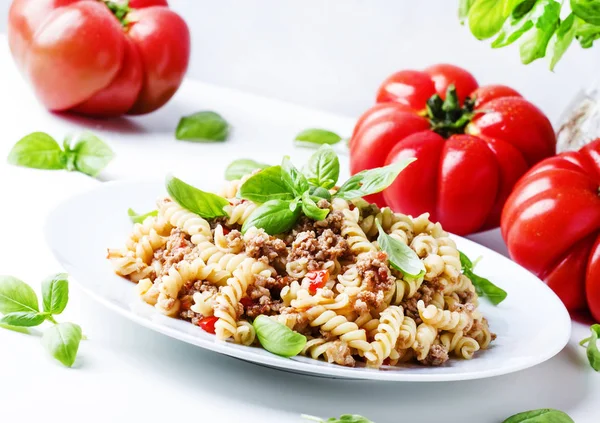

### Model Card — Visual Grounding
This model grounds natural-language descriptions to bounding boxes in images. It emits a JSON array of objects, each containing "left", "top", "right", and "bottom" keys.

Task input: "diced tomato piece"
[
  {"left": 197, "top": 316, "right": 218, "bottom": 334},
  {"left": 307, "top": 270, "right": 330, "bottom": 294}
]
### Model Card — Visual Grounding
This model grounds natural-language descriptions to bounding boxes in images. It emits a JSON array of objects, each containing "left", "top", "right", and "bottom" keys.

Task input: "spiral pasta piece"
[
  {"left": 417, "top": 300, "right": 473, "bottom": 332},
  {"left": 439, "top": 331, "right": 480, "bottom": 359},
  {"left": 107, "top": 249, "right": 154, "bottom": 282},
  {"left": 234, "top": 320, "right": 256, "bottom": 346},
  {"left": 158, "top": 198, "right": 212, "bottom": 244},
  {"left": 213, "top": 225, "right": 244, "bottom": 254},
  {"left": 305, "top": 305, "right": 370, "bottom": 353},
  {"left": 388, "top": 213, "right": 415, "bottom": 245},
  {"left": 390, "top": 275, "right": 423, "bottom": 304},
  {"left": 191, "top": 290, "right": 217, "bottom": 316},
  {"left": 359, "top": 207, "right": 397, "bottom": 238},
  {"left": 365, "top": 305, "right": 404, "bottom": 367},
  {"left": 396, "top": 316, "right": 417, "bottom": 350},
  {"left": 413, "top": 323, "right": 437, "bottom": 361},
  {"left": 223, "top": 201, "right": 257, "bottom": 226},
  {"left": 341, "top": 209, "right": 376, "bottom": 256}
]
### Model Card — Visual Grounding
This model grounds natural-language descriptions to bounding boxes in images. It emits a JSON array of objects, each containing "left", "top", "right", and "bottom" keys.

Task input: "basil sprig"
[
  {"left": 239, "top": 166, "right": 296, "bottom": 203},
  {"left": 166, "top": 175, "right": 229, "bottom": 219},
  {"left": 8, "top": 131, "right": 114, "bottom": 177},
  {"left": 224, "top": 159, "right": 269, "bottom": 181},
  {"left": 459, "top": 251, "right": 507, "bottom": 305},
  {"left": 252, "top": 315, "right": 307, "bottom": 357},
  {"left": 294, "top": 128, "right": 343, "bottom": 147},
  {"left": 580, "top": 324, "right": 600, "bottom": 371},
  {"left": 303, "top": 415, "right": 374, "bottom": 423},
  {"left": 242, "top": 199, "right": 301, "bottom": 235},
  {"left": 282, "top": 156, "right": 309, "bottom": 196},
  {"left": 376, "top": 221, "right": 425, "bottom": 278},
  {"left": 175, "top": 111, "right": 230, "bottom": 142},
  {"left": 128, "top": 208, "right": 158, "bottom": 224},
  {"left": 0, "top": 274, "right": 83, "bottom": 367},
  {"left": 303, "top": 145, "right": 340, "bottom": 189},
  {"left": 502, "top": 409, "right": 574, "bottom": 423}
]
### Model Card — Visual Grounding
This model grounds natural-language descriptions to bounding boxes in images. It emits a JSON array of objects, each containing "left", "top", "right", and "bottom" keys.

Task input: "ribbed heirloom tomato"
[
  {"left": 350, "top": 64, "right": 556, "bottom": 235},
  {"left": 502, "top": 140, "right": 600, "bottom": 321},
  {"left": 8, "top": 0, "right": 190, "bottom": 116}
]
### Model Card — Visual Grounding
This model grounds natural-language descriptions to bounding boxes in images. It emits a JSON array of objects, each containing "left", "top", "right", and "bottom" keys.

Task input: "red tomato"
[
  {"left": 307, "top": 270, "right": 329, "bottom": 294},
  {"left": 197, "top": 316, "right": 219, "bottom": 334},
  {"left": 350, "top": 64, "right": 555, "bottom": 234},
  {"left": 8, "top": 0, "right": 190, "bottom": 117},
  {"left": 502, "top": 140, "right": 600, "bottom": 320}
]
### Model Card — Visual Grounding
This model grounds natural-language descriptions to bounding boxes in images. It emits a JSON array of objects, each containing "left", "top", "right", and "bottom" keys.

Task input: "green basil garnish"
[
  {"left": 242, "top": 199, "right": 301, "bottom": 235},
  {"left": 252, "top": 315, "right": 306, "bottom": 357},
  {"left": 571, "top": 0, "right": 600, "bottom": 26},
  {"left": 460, "top": 251, "right": 507, "bottom": 305},
  {"left": 548, "top": 14, "right": 577, "bottom": 70},
  {"left": 224, "top": 159, "right": 269, "bottom": 181},
  {"left": 42, "top": 322, "right": 83, "bottom": 368},
  {"left": 238, "top": 166, "right": 296, "bottom": 203},
  {"left": 63, "top": 132, "right": 115, "bottom": 177},
  {"left": 282, "top": 156, "right": 309, "bottom": 196},
  {"left": 127, "top": 208, "right": 159, "bottom": 224},
  {"left": 294, "top": 128, "right": 342, "bottom": 146},
  {"left": 304, "top": 145, "right": 340, "bottom": 189},
  {"left": 309, "top": 186, "right": 332, "bottom": 201},
  {"left": 467, "top": 0, "right": 509, "bottom": 39},
  {"left": 166, "top": 175, "right": 229, "bottom": 219},
  {"left": 175, "top": 111, "right": 229, "bottom": 142},
  {"left": 375, "top": 221, "right": 425, "bottom": 278},
  {"left": 41, "top": 273, "right": 69, "bottom": 316},
  {"left": 0, "top": 275, "right": 40, "bottom": 315},
  {"left": 301, "top": 191, "right": 330, "bottom": 221},
  {"left": 580, "top": 324, "right": 600, "bottom": 371},
  {"left": 335, "top": 158, "right": 416, "bottom": 200},
  {"left": 502, "top": 409, "right": 574, "bottom": 423}
]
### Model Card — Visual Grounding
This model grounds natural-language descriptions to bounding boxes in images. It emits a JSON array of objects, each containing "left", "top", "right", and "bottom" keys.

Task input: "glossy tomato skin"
[
  {"left": 501, "top": 140, "right": 600, "bottom": 319},
  {"left": 423, "top": 63, "right": 478, "bottom": 105},
  {"left": 376, "top": 70, "right": 436, "bottom": 110},
  {"left": 472, "top": 84, "right": 521, "bottom": 108}
]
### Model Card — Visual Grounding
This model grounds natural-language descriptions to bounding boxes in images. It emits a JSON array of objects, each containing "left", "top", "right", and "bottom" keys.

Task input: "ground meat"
[
  {"left": 356, "top": 251, "right": 395, "bottom": 290},
  {"left": 325, "top": 340, "right": 356, "bottom": 367},
  {"left": 153, "top": 229, "right": 193, "bottom": 276},
  {"left": 287, "top": 229, "right": 350, "bottom": 271},
  {"left": 245, "top": 228, "right": 287, "bottom": 267},
  {"left": 419, "top": 344, "right": 449, "bottom": 366},
  {"left": 224, "top": 229, "right": 244, "bottom": 252},
  {"left": 355, "top": 290, "right": 386, "bottom": 312},
  {"left": 457, "top": 288, "right": 476, "bottom": 305},
  {"left": 178, "top": 280, "right": 218, "bottom": 323},
  {"left": 287, "top": 210, "right": 345, "bottom": 239},
  {"left": 244, "top": 274, "right": 285, "bottom": 318}
]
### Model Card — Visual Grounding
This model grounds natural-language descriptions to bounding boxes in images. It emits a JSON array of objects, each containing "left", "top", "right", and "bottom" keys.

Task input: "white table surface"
[{"left": 0, "top": 35, "right": 597, "bottom": 423}]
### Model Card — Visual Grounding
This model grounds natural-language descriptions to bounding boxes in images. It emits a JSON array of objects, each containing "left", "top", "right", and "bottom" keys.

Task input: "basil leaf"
[
  {"left": 253, "top": 315, "right": 306, "bottom": 357},
  {"left": 7, "top": 132, "right": 66, "bottom": 170},
  {"left": 0, "top": 323, "right": 30, "bottom": 334},
  {"left": 468, "top": 0, "right": 510, "bottom": 39},
  {"left": 459, "top": 0, "right": 475, "bottom": 24},
  {"left": 575, "top": 19, "right": 600, "bottom": 48},
  {"left": 335, "top": 158, "right": 415, "bottom": 200},
  {"left": 459, "top": 251, "right": 507, "bottom": 305},
  {"left": 128, "top": 208, "right": 158, "bottom": 224},
  {"left": 42, "top": 322, "right": 83, "bottom": 368},
  {"left": 301, "top": 191, "right": 330, "bottom": 221},
  {"left": 571, "top": 0, "right": 600, "bottom": 25},
  {"left": 166, "top": 175, "right": 229, "bottom": 219},
  {"left": 41, "top": 273, "right": 69, "bottom": 315},
  {"left": 310, "top": 186, "right": 332, "bottom": 201},
  {"left": 548, "top": 13, "right": 577, "bottom": 70},
  {"left": 375, "top": 221, "right": 425, "bottom": 278},
  {"left": 304, "top": 145, "right": 340, "bottom": 189},
  {"left": 64, "top": 132, "right": 115, "bottom": 177},
  {"left": 580, "top": 324, "right": 600, "bottom": 371},
  {"left": 242, "top": 199, "right": 301, "bottom": 235},
  {"left": 282, "top": 156, "right": 309, "bottom": 196},
  {"left": 175, "top": 111, "right": 229, "bottom": 142},
  {"left": 302, "top": 414, "right": 374, "bottom": 423},
  {"left": 0, "top": 276, "right": 39, "bottom": 314},
  {"left": 491, "top": 0, "right": 537, "bottom": 48},
  {"left": 503, "top": 408, "right": 574, "bottom": 423},
  {"left": 0, "top": 311, "right": 46, "bottom": 327},
  {"left": 238, "top": 166, "right": 296, "bottom": 203},
  {"left": 518, "top": 0, "right": 561, "bottom": 64},
  {"left": 294, "top": 128, "right": 342, "bottom": 146},
  {"left": 225, "top": 159, "right": 269, "bottom": 181}
]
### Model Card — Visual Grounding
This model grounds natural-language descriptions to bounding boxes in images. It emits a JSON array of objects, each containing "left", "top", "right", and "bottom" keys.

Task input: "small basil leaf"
[
  {"left": 458, "top": 0, "right": 475, "bottom": 24},
  {"left": 282, "top": 156, "right": 309, "bottom": 196},
  {"left": 491, "top": 0, "right": 537, "bottom": 48},
  {"left": 459, "top": 252, "right": 507, "bottom": 305},
  {"left": 548, "top": 13, "right": 577, "bottom": 70},
  {"left": 376, "top": 221, "right": 425, "bottom": 277},
  {"left": 580, "top": 324, "right": 600, "bottom": 371},
  {"left": 64, "top": 132, "right": 115, "bottom": 177},
  {"left": 518, "top": 0, "right": 561, "bottom": 64},
  {"left": 571, "top": 0, "right": 600, "bottom": 25},
  {"left": 502, "top": 408, "right": 574, "bottom": 423},
  {"left": 468, "top": 0, "right": 510, "bottom": 39},
  {"left": 304, "top": 145, "right": 340, "bottom": 190},
  {"left": 0, "top": 311, "right": 46, "bottom": 327},
  {"left": 238, "top": 166, "right": 296, "bottom": 203},
  {"left": 166, "top": 175, "right": 229, "bottom": 219},
  {"left": 7, "top": 132, "right": 66, "bottom": 170},
  {"left": 41, "top": 273, "right": 69, "bottom": 315},
  {"left": 128, "top": 208, "right": 158, "bottom": 224},
  {"left": 242, "top": 200, "right": 301, "bottom": 235},
  {"left": 224, "top": 159, "right": 269, "bottom": 181},
  {"left": 41, "top": 322, "right": 83, "bottom": 368},
  {"left": 0, "top": 276, "right": 39, "bottom": 314},
  {"left": 175, "top": 111, "right": 230, "bottom": 142},
  {"left": 309, "top": 186, "right": 332, "bottom": 201},
  {"left": 301, "top": 191, "right": 330, "bottom": 221},
  {"left": 335, "top": 158, "right": 415, "bottom": 200},
  {"left": 575, "top": 19, "right": 600, "bottom": 47},
  {"left": 253, "top": 315, "right": 306, "bottom": 357},
  {"left": 294, "top": 128, "right": 342, "bottom": 146}
]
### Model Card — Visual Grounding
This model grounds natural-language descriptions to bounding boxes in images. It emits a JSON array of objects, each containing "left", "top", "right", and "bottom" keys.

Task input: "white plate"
[{"left": 44, "top": 179, "right": 571, "bottom": 382}]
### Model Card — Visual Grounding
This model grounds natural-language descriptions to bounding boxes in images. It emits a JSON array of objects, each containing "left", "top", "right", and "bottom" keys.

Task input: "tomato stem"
[
  {"left": 102, "top": 0, "right": 131, "bottom": 27},
  {"left": 426, "top": 85, "right": 476, "bottom": 138}
]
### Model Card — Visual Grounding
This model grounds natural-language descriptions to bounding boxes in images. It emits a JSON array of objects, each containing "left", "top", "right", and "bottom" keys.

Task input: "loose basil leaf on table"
[
  {"left": 459, "top": 251, "right": 507, "bottom": 305},
  {"left": 303, "top": 414, "right": 374, "bottom": 423},
  {"left": 166, "top": 175, "right": 229, "bottom": 219},
  {"left": 375, "top": 221, "right": 425, "bottom": 278},
  {"left": 7, "top": 132, "right": 67, "bottom": 170},
  {"left": 175, "top": 111, "right": 230, "bottom": 142},
  {"left": 0, "top": 322, "right": 30, "bottom": 334},
  {"left": 242, "top": 199, "right": 301, "bottom": 235},
  {"left": 42, "top": 322, "right": 83, "bottom": 368},
  {"left": 282, "top": 156, "right": 309, "bottom": 196},
  {"left": 41, "top": 273, "right": 69, "bottom": 315},
  {"left": 224, "top": 159, "right": 269, "bottom": 181},
  {"left": 63, "top": 132, "right": 115, "bottom": 177},
  {"left": 301, "top": 191, "right": 330, "bottom": 221},
  {"left": 502, "top": 408, "right": 574, "bottom": 423},
  {"left": 252, "top": 315, "right": 306, "bottom": 357},
  {"left": 0, "top": 275, "right": 40, "bottom": 315},
  {"left": 0, "top": 311, "right": 46, "bottom": 327},
  {"left": 303, "top": 145, "right": 340, "bottom": 189},
  {"left": 238, "top": 165, "right": 296, "bottom": 203},
  {"left": 335, "top": 158, "right": 416, "bottom": 200},
  {"left": 127, "top": 208, "right": 159, "bottom": 224},
  {"left": 294, "top": 128, "right": 342, "bottom": 146},
  {"left": 580, "top": 324, "right": 600, "bottom": 371}
]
